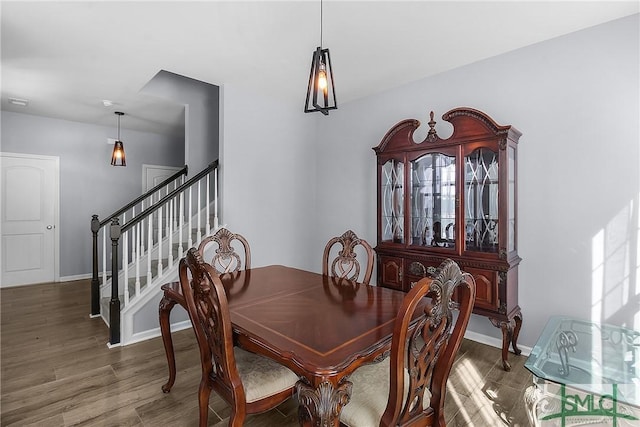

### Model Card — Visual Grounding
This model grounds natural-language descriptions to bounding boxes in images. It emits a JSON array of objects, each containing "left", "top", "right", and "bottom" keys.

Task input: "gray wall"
[
  {"left": 0, "top": 111, "right": 185, "bottom": 277},
  {"left": 220, "top": 83, "right": 318, "bottom": 271},
  {"left": 312, "top": 14, "right": 639, "bottom": 348},
  {"left": 141, "top": 70, "right": 219, "bottom": 172}
]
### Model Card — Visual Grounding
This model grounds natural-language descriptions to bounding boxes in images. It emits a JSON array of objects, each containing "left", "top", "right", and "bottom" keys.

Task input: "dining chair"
[
  {"left": 179, "top": 247, "right": 299, "bottom": 427},
  {"left": 197, "top": 227, "right": 251, "bottom": 275},
  {"left": 159, "top": 227, "right": 251, "bottom": 393},
  {"left": 322, "top": 229, "right": 374, "bottom": 285},
  {"left": 339, "top": 258, "right": 476, "bottom": 427}
]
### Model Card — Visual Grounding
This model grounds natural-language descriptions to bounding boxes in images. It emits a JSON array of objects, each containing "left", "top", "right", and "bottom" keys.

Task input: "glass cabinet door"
[
  {"left": 507, "top": 146, "right": 516, "bottom": 252},
  {"left": 464, "top": 148, "right": 499, "bottom": 253},
  {"left": 410, "top": 153, "right": 456, "bottom": 248},
  {"left": 381, "top": 159, "right": 404, "bottom": 243}
]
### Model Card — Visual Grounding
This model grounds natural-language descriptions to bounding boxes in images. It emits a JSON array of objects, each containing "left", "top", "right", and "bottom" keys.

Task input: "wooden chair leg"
[
  {"left": 198, "top": 380, "right": 212, "bottom": 427},
  {"left": 229, "top": 407, "right": 246, "bottom": 427},
  {"left": 159, "top": 294, "right": 178, "bottom": 393}
]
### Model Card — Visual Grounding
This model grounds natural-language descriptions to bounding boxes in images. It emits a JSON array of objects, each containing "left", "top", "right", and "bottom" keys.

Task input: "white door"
[{"left": 1, "top": 153, "right": 59, "bottom": 287}]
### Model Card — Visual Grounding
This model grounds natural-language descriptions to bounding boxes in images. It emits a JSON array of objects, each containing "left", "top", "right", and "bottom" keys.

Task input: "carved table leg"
[
  {"left": 295, "top": 377, "right": 353, "bottom": 427},
  {"left": 159, "top": 294, "right": 178, "bottom": 393}
]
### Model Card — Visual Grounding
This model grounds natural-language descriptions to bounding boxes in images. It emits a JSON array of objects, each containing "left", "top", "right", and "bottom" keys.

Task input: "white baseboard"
[
  {"left": 123, "top": 320, "right": 192, "bottom": 346},
  {"left": 464, "top": 329, "right": 532, "bottom": 357},
  {"left": 60, "top": 273, "right": 92, "bottom": 282}
]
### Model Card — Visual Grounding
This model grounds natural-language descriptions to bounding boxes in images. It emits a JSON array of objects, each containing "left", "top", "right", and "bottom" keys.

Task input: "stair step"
[{"left": 99, "top": 227, "right": 211, "bottom": 320}]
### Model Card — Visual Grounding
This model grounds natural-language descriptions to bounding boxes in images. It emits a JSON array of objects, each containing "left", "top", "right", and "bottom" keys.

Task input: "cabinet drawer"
[
  {"left": 406, "top": 259, "right": 441, "bottom": 278},
  {"left": 405, "top": 259, "right": 439, "bottom": 290},
  {"left": 463, "top": 267, "right": 499, "bottom": 311},
  {"left": 379, "top": 255, "right": 403, "bottom": 290}
]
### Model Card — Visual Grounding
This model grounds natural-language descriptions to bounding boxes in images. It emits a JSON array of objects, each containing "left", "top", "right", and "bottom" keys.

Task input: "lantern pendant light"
[
  {"left": 111, "top": 111, "right": 126, "bottom": 166},
  {"left": 304, "top": 0, "right": 337, "bottom": 115}
]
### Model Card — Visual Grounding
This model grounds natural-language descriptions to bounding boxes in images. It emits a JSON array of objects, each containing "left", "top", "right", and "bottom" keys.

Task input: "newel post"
[
  {"left": 109, "top": 218, "right": 121, "bottom": 345},
  {"left": 90, "top": 215, "right": 101, "bottom": 316}
]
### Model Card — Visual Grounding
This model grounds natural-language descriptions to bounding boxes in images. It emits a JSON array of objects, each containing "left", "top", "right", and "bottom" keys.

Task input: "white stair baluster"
[
  {"left": 147, "top": 215, "right": 152, "bottom": 285},
  {"left": 135, "top": 221, "right": 141, "bottom": 296},
  {"left": 188, "top": 187, "right": 193, "bottom": 248},
  {"left": 173, "top": 183, "right": 179, "bottom": 230},
  {"left": 157, "top": 205, "right": 163, "bottom": 277},
  {"left": 206, "top": 173, "right": 211, "bottom": 235},
  {"left": 197, "top": 181, "right": 202, "bottom": 243},
  {"left": 168, "top": 198, "right": 174, "bottom": 268},
  {"left": 131, "top": 207, "right": 136, "bottom": 261},
  {"left": 123, "top": 231, "right": 129, "bottom": 305},
  {"left": 214, "top": 167, "right": 219, "bottom": 229},
  {"left": 165, "top": 201, "right": 170, "bottom": 240},
  {"left": 139, "top": 200, "right": 145, "bottom": 256},
  {"left": 178, "top": 192, "right": 184, "bottom": 256},
  {"left": 102, "top": 227, "right": 107, "bottom": 286}
]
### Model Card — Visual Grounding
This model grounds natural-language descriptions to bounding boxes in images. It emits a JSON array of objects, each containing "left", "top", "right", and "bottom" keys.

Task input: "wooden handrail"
[
  {"left": 90, "top": 160, "right": 219, "bottom": 346},
  {"left": 99, "top": 165, "right": 188, "bottom": 227},
  {"left": 90, "top": 164, "right": 188, "bottom": 316},
  {"left": 120, "top": 160, "right": 217, "bottom": 234}
]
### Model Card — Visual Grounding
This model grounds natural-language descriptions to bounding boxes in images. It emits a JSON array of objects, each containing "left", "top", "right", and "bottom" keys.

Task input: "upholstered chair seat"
[
  {"left": 233, "top": 346, "right": 299, "bottom": 403},
  {"left": 178, "top": 248, "right": 298, "bottom": 426},
  {"left": 339, "top": 258, "right": 476, "bottom": 427},
  {"left": 340, "top": 356, "right": 432, "bottom": 427},
  {"left": 160, "top": 227, "right": 252, "bottom": 393}
]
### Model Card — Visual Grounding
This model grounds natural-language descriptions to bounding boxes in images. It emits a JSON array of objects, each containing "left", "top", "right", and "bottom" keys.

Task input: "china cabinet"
[{"left": 374, "top": 107, "right": 523, "bottom": 370}]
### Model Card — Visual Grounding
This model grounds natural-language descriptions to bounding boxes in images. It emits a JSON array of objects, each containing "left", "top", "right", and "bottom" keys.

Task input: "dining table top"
[{"left": 217, "top": 264, "right": 421, "bottom": 377}]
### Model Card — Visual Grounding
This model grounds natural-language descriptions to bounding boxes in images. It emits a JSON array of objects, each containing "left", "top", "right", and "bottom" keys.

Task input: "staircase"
[{"left": 90, "top": 161, "right": 219, "bottom": 346}]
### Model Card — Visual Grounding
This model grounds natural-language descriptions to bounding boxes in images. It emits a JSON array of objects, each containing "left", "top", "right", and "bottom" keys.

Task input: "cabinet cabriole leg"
[
  {"left": 490, "top": 316, "right": 516, "bottom": 371},
  {"left": 512, "top": 311, "right": 523, "bottom": 356},
  {"left": 500, "top": 320, "right": 513, "bottom": 371}
]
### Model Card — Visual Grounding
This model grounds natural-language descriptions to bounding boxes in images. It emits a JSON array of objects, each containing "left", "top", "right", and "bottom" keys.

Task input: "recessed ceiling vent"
[{"left": 8, "top": 97, "right": 29, "bottom": 107}]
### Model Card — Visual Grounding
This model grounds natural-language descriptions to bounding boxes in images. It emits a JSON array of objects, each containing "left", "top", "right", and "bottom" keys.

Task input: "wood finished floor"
[{"left": 1, "top": 279, "right": 533, "bottom": 426}]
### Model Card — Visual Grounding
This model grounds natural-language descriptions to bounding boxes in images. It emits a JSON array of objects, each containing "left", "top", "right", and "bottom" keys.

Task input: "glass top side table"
[
  {"left": 524, "top": 316, "right": 640, "bottom": 426},
  {"left": 525, "top": 316, "right": 640, "bottom": 407}
]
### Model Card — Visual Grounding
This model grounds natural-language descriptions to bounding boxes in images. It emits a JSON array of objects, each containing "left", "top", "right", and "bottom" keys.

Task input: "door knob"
[{"left": 46, "top": 225, "right": 54, "bottom": 230}]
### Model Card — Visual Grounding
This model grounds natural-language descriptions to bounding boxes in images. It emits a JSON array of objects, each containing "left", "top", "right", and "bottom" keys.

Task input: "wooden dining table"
[
  {"left": 160, "top": 265, "right": 428, "bottom": 426},
  {"left": 210, "top": 264, "right": 426, "bottom": 427}
]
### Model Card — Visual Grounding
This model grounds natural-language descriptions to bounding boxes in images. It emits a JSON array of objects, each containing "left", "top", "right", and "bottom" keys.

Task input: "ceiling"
[{"left": 2, "top": 1, "right": 638, "bottom": 137}]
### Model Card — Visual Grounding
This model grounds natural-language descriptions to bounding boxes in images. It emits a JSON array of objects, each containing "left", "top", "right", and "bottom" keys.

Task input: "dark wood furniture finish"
[
  {"left": 340, "top": 259, "right": 476, "bottom": 427},
  {"left": 322, "top": 229, "right": 375, "bottom": 285},
  {"left": 374, "top": 107, "right": 523, "bottom": 370},
  {"left": 161, "top": 263, "right": 427, "bottom": 426},
  {"left": 199, "top": 227, "right": 251, "bottom": 274},
  {"left": 178, "top": 248, "right": 298, "bottom": 427},
  {"left": 159, "top": 227, "right": 250, "bottom": 393}
]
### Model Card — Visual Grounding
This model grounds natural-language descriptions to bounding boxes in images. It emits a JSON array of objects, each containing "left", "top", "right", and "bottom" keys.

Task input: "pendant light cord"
[{"left": 320, "top": 0, "right": 323, "bottom": 48}]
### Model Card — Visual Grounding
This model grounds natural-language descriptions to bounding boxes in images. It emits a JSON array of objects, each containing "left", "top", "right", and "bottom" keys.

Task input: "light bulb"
[
  {"left": 318, "top": 61, "right": 328, "bottom": 93},
  {"left": 318, "top": 70, "right": 327, "bottom": 90}
]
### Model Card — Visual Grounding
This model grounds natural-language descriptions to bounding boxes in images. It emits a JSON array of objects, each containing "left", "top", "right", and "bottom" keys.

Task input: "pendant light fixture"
[
  {"left": 111, "top": 111, "right": 126, "bottom": 166},
  {"left": 304, "top": 0, "right": 337, "bottom": 115}
]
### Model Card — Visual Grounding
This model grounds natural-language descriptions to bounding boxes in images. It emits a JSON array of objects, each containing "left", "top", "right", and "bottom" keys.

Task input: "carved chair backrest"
[
  {"left": 381, "top": 258, "right": 476, "bottom": 427},
  {"left": 179, "top": 247, "right": 246, "bottom": 405},
  {"left": 197, "top": 227, "right": 251, "bottom": 275},
  {"left": 322, "top": 230, "right": 374, "bottom": 285}
]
